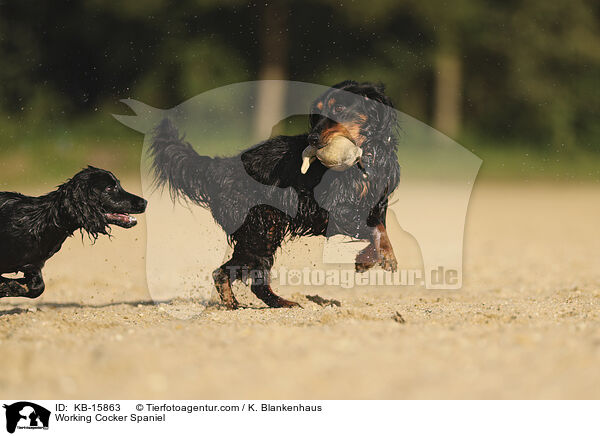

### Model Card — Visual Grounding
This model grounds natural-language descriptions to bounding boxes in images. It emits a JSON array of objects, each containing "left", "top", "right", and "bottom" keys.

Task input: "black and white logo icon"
[{"left": 3, "top": 402, "right": 50, "bottom": 434}]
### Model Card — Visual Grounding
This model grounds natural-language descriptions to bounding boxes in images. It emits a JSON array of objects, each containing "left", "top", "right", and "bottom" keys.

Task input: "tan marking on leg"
[
  {"left": 213, "top": 268, "right": 239, "bottom": 310},
  {"left": 355, "top": 224, "right": 397, "bottom": 272}
]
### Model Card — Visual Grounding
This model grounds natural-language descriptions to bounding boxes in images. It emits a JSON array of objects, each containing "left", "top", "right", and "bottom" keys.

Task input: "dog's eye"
[
  {"left": 333, "top": 104, "right": 345, "bottom": 114},
  {"left": 105, "top": 184, "right": 117, "bottom": 192}
]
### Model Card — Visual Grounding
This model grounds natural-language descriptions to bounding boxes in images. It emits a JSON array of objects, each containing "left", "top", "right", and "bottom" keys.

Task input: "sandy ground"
[{"left": 1, "top": 180, "right": 600, "bottom": 399}]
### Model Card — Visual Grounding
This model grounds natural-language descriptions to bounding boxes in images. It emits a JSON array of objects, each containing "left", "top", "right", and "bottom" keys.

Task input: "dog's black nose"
[
  {"left": 138, "top": 198, "right": 148, "bottom": 212},
  {"left": 308, "top": 132, "right": 320, "bottom": 147}
]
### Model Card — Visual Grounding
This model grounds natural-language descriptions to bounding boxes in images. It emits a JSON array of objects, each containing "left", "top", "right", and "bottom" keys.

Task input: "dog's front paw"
[
  {"left": 380, "top": 253, "right": 398, "bottom": 272},
  {"left": 355, "top": 260, "right": 376, "bottom": 273},
  {"left": 355, "top": 244, "right": 379, "bottom": 272}
]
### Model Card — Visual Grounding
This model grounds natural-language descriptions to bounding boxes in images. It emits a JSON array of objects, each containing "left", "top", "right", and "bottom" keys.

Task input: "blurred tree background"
[{"left": 0, "top": 0, "right": 599, "bottom": 184}]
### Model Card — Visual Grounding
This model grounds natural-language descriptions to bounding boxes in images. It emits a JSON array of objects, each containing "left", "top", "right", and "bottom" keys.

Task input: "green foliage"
[{"left": 0, "top": 0, "right": 599, "bottom": 182}]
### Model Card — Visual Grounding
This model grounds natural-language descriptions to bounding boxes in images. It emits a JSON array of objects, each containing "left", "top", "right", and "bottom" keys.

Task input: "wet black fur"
[
  {"left": 0, "top": 167, "right": 147, "bottom": 299},
  {"left": 150, "top": 81, "right": 400, "bottom": 308}
]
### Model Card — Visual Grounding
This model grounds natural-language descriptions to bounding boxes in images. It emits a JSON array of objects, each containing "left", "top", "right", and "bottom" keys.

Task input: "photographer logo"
[{"left": 3, "top": 402, "right": 50, "bottom": 434}]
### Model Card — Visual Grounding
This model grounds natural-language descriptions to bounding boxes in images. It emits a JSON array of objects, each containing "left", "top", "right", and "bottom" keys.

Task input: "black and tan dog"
[
  {"left": 150, "top": 81, "right": 400, "bottom": 309},
  {"left": 0, "top": 167, "right": 147, "bottom": 299}
]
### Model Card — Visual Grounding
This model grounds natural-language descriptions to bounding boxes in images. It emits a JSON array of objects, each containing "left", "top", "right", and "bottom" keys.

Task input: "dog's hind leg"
[
  {"left": 212, "top": 251, "right": 300, "bottom": 309},
  {"left": 213, "top": 206, "right": 300, "bottom": 309},
  {"left": 0, "top": 276, "right": 28, "bottom": 297},
  {"left": 0, "top": 269, "right": 45, "bottom": 299},
  {"left": 248, "top": 254, "right": 301, "bottom": 308},
  {"left": 212, "top": 260, "right": 240, "bottom": 310},
  {"left": 243, "top": 213, "right": 300, "bottom": 308},
  {"left": 251, "top": 282, "right": 301, "bottom": 308}
]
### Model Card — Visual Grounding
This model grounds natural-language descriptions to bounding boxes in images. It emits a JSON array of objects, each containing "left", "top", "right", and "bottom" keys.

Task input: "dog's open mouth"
[{"left": 104, "top": 213, "right": 137, "bottom": 228}]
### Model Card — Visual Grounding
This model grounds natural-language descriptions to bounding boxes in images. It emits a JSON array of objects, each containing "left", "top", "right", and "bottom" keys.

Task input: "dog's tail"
[{"left": 149, "top": 118, "right": 213, "bottom": 206}]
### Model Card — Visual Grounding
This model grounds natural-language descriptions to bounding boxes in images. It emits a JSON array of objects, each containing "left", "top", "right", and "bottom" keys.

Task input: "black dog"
[
  {"left": 150, "top": 81, "right": 400, "bottom": 309},
  {"left": 0, "top": 167, "right": 147, "bottom": 299}
]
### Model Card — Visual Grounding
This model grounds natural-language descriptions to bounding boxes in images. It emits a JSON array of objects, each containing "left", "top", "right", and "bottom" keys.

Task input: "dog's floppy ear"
[
  {"left": 59, "top": 170, "right": 109, "bottom": 240},
  {"left": 361, "top": 83, "right": 397, "bottom": 144},
  {"left": 375, "top": 95, "right": 397, "bottom": 142},
  {"left": 361, "top": 82, "right": 393, "bottom": 108}
]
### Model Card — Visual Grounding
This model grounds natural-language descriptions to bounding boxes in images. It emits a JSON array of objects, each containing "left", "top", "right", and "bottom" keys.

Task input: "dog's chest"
[
  {"left": 0, "top": 233, "right": 66, "bottom": 273},
  {"left": 45, "top": 240, "right": 63, "bottom": 258}
]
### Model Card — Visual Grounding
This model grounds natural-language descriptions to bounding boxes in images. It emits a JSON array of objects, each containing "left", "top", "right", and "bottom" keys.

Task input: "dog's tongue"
[{"left": 105, "top": 213, "right": 137, "bottom": 226}]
